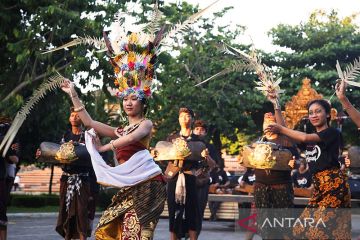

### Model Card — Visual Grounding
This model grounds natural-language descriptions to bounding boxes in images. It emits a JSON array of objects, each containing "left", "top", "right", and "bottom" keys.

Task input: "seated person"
[
  {"left": 292, "top": 159, "right": 313, "bottom": 189},
  {"left": 209, "top": 165, "right": 230, "bottom": 194},
  {"left": 239, "top": 168, "right": 256, "bottom": 187},
  {"left": 208, "top": 165, "right": 230, "bottom": 221}
]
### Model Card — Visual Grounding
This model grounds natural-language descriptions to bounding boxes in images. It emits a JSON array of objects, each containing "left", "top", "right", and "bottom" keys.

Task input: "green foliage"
[
  {"left": 97, "top": 187, "right": 118, "bottom": 210},
  {"left": 221, "top": 129, "right": 255, "bottom": 155},
  {"left": 0, "top": 1, "right": 162, "bottom": 163},
  {"left": 2, "top": 1, "right": 360, "bottom": 164},
  {"left": 268, "top": 10, "right": 360, "bottom": 98},
  {"left": 268, "top": 10, "right": 360, "bottom": 145},
  {"left": 10, "top": 194, "right": 59, "bottom": 208},
  {"left": 149, "top": 3, "right": 266, "bottom": 154}
]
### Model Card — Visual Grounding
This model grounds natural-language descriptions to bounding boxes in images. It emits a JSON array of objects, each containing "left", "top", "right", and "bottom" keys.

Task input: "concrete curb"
[{"left": 8, "top": 212, "right": 103, "bottom": 218}]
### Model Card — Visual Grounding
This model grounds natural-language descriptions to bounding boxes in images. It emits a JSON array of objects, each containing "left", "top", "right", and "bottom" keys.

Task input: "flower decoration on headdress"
[
  {"left": 43, "top": 1, "right": 220, "bottom": 100},
  {"left": 195, "top": 44, "right": 284, "bottom": 101}
]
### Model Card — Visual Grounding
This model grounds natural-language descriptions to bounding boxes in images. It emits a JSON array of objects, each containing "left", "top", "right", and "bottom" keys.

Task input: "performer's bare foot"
[
  {"left": 188, "top": 230, "right": 197, "bottom": 240},
  {"left": 170, "top": 232, "right": 178, "bottom": 240}
]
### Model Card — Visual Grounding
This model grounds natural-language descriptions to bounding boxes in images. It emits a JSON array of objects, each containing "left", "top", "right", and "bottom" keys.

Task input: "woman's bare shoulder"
[{"left": 142, "top": 119, "right": 153, "bottom": 128}]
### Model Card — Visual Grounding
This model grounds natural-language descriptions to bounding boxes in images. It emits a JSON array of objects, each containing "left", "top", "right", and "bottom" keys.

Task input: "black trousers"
[
  {"left": 196, "top": 184, "right": 209, "bottom": 234},
  {"left": 167, "top": 173, "right": 200, "bottom": 238}
]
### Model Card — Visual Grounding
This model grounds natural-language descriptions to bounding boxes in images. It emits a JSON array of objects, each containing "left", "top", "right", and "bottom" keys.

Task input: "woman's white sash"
[{"left": 85, "top": 129, "right": 162, "bottom": 188}]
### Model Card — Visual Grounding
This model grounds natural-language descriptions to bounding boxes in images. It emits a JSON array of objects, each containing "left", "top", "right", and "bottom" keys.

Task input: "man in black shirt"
[
  {"left": 239, "top": 168, "right": 256, "bottom": 187},
  {"left": 36, "top": 108, "right": 99, "bottom": 240},
  {"left": 166, "top": 107, "right": 201, "bottom": 240},
  {"left": 238, "top": 168, "right": 256, "bottom": 240}
]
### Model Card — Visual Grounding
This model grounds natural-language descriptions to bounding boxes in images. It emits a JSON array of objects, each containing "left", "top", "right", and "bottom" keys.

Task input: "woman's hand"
[
  {"left": 288, "top": 157, "right": 295, "bottom": 169},
  {"left": 335, "top": 79, "right": 347, "bottom": 101},
  {"left": 266, "top": 88, "right": 279, "bottom": 105},
  {"left": 345, "top": 155, "right": 351, "bottom": 168},
  {"left": 265, "top": 123, "right": 283, "bottom": 134},
  {"left": 60, "top": 79, "right": 77, "bottom": 97},
  {"left": 92, "top": 133, "right": 104, "bottom": 152}
]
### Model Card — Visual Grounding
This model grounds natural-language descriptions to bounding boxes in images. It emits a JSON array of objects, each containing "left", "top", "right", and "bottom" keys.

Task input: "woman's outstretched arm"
[
  {"left": 336, "top": 80, "right": 360, "bottom": 128},
  {"left": 97, "top": 119, "right": 153, "bottom": 152},
  {"left": 61, "top": 79, "right": 117, "bottom": 138},
  {"left": 265, "top": 123, "right": 321, "bottom": 143}
]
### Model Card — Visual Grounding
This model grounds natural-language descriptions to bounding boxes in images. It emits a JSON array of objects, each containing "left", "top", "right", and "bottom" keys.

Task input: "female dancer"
[
  {"left": 61, "top": 80, "right": 166, "bottom": 240},
  {"left": 266, "top": 99, "right": 351, "bottom": 239}
]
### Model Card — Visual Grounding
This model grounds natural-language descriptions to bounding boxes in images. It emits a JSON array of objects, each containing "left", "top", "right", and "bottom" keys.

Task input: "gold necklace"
[{"left": 121, "top": 119, "right": 145, "bottom": 136}]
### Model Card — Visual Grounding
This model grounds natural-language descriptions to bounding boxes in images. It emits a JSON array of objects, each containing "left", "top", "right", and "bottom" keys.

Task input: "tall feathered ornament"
[
  {"left": 0, "top": 72, "right": 66, "bottom": 157},
  {"left": 41, "top": 1, "right": 221, "bottom": 99}
]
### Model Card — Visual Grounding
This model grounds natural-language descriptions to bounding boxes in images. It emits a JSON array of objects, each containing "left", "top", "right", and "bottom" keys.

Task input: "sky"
[{"left": 177, "top": 0, "right": 360, "bottom": 52}]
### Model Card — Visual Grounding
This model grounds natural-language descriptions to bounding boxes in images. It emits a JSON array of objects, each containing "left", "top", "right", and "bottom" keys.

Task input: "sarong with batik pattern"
[
  {"left": 293, "top": 168, "right": 351, "bottom": 240},
  {"left": 254, "top": 182, "right": 294, "bottom": 239},
  {"left": 96, "top": 178, "right": 166, "bottom": 240},
  {"left": 56, "top": 174, "right": 93, "bottom": 240}
]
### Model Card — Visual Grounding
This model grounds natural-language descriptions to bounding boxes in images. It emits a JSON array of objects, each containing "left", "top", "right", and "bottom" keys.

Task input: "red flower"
[
  {"left": 143, "top": 87, "right": 151, "bottom": 96},
  {"left": 128, "top": 62, "right": 135, "bottom": 70}
]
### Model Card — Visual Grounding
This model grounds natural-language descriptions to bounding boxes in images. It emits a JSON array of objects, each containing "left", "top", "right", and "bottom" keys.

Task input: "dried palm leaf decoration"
[
  {"left": 0, "top": 72, "right": 66, "bottom": 157},
  {"left": 328, "top": 58, "right": 360, "bottom": 102},
  {"left": 196, "top": 44, "right": 284, "bottom": 103},
  {"left": 336, "top": 58, "right": 360, "bottom": 88}
]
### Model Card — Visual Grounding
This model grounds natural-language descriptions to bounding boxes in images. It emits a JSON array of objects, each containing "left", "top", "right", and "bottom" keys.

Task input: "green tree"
[
  {"left": 149, "top": 5, "right": 273, "bottom": 158},
  {"left": 0, "top": 0, "right": 162, "bottom": 163},
  {"left": 268, "top": 10, "right": 360, "bottom": 145}
]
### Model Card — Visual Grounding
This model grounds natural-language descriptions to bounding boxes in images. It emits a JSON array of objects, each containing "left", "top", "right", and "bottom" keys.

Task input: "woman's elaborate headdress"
[{"left": 44, "top": 1, "right": 220, "bottom": 100}]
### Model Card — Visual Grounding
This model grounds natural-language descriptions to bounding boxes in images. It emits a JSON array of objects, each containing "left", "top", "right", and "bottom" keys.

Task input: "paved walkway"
[
  {"left": 7, "top": 213, "right": 360, "bottom": 239},
  {"left": 7, "top": 214, "right": 259, "bottom": 240}
]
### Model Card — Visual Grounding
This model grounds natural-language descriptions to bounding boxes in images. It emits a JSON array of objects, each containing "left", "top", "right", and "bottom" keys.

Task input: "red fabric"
[
  {"left": 115, "top": 142, "right": 146, "bottom": 163},
  {"left": 115, "top": 142, "right": 164, "bottom": 183},
  {"left": 152, "top": 174, "right": 165, "bottom": 182}
]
